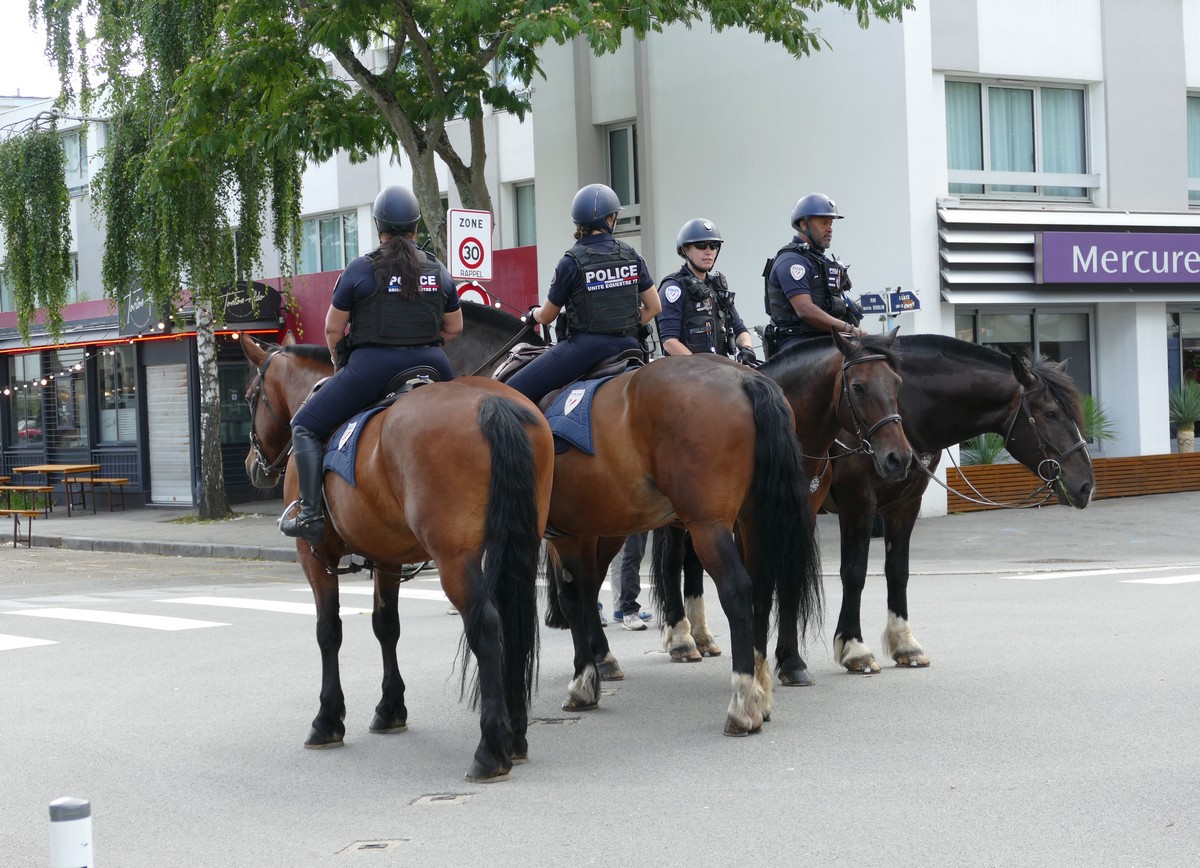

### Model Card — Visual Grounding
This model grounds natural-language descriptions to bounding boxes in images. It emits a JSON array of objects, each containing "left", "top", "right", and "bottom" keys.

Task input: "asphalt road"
[{"left": 2, "top": 546, "right": 1198, "bottom": 867}]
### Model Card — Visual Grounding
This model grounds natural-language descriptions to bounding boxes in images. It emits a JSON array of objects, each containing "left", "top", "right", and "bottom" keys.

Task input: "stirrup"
[{"left": 278, "top": 499, "right": 325, "bottom": 542}]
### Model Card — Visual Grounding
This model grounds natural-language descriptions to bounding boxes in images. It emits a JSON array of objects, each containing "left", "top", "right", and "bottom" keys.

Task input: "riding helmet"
[
  {"left": 676, "top": 218, "right": 723, "bottom": 257},
  {"left": 570, "top": 183, "right": 623, "bottom": 231},
  {"left": 790, "top": 192, "right": 843, "bottom": 229},
  {"left": 373, "top": 186, "right": 421, "bottom": 235}
]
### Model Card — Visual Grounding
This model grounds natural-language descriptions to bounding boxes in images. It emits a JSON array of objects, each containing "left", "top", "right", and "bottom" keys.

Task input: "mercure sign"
[{"left": 1038, "top": 231, "right": 1200, "bottom": 283}]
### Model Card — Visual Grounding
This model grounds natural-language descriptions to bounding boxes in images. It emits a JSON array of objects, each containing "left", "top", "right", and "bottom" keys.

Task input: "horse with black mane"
[
  {"left": 445, "top": 303, "right": 822, "bottom": 736},
  {"left": 240, "top": 333, "right": 554, "bottom": 782}
]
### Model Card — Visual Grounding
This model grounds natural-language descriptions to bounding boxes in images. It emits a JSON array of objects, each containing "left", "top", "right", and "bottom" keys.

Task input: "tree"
[{"left": 1, "top": 0, "right": 909, "bottom": 518}]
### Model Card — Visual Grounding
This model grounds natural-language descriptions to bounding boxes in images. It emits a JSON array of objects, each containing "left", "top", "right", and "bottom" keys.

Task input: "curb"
[{"left": 29, "top": 533, "right": 298, "bottom": 563}]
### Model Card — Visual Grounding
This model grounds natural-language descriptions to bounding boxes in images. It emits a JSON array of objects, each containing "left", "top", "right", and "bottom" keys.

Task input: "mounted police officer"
[
  {"left": 507, "top": 183, "right": 661, "bottom": 404},
  {"left": 656, "top": 217, "right": 756, "bottom": 364},
  {"left": 763, "top": 192, "right": 866, "bottom": 356},
  {"left": 279, "top": 185, "right": 462, "bottom": 543}
]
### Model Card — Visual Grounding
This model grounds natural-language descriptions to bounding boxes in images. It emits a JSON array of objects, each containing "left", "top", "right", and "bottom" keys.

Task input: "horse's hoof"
[
  {"left": 597, "top": 660, "right": 625, "bottom": 681},
  {"left": 368, "top": 713, "right": 408, "bottom": 734},
  {"left": 562, "top": 696, "right": 598, "bottom": 712},
  {"left": 669, "top": 645, "right": 702, "bottom": 662},
  {"left": 778, "top": 667, "right": 815, "bottom": 687},
  {"left": 465, "top": 763, "right": 512, "bottom": 784},
  {"left": 304, "top": 729, "right": 344, "bottom": 750},
  {"left": 895, "top": 654, "right": 930, "bottom": 668},
  {"left": 696, "top": 641, "right": 722, "bottom": 657},
  {"left": 512, "top": 754, "right": 529, "bottom": 765},
  {"left": 723, "top": 715, "right": 761, "bottom": 737},
  {"left": 843, "top": 657, "right": 881, "bottom": 675}
]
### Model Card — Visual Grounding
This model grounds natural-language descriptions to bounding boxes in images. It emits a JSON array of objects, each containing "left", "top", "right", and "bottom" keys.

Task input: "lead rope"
[{"left": 914, "top": 448, "right": 1056, "bottom": 510}]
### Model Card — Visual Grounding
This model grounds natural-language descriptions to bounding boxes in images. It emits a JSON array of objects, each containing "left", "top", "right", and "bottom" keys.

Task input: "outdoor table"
[{"left": 12, "top": 464, "right": 101, "bottom": 517}]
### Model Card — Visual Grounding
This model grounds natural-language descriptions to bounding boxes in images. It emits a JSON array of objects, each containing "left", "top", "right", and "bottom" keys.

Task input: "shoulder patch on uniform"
[
  {"left": 789, "top": 263, "right": 805, "bottom": 281},
  {"left": 664, "top": 285, "right": 682, "bottom": 303},
  {"left": 549, "top": 272, "right": 557, "bottom": 286}
]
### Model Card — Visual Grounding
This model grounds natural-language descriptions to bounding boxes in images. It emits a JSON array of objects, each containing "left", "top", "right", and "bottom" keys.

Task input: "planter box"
[{"left": 946, "top": 452, "right": 1200, "bottom": 512}]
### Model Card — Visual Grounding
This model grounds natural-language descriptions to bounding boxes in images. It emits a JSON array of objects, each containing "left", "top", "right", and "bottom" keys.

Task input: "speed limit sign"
[{"left": 447, "top": 208, "right": 493, "bottom": 280}]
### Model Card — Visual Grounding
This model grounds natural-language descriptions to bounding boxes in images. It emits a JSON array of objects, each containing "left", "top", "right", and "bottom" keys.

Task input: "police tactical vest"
[
  {"left": 763, "top": 242, "right": 849, "bottom": 336},
  {"left": 347, "top": 250, "right": 445, "bottom": 348},
  {"left": 667, "top": 268, "right": 736, "bottom": 356},
  {"left": 563, "top": 239, "right": 642, "bottom": 337}
]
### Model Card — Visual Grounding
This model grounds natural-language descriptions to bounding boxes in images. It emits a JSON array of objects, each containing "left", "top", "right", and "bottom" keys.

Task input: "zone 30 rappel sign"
[{"left": 447, "top": 208, "right": 493, "bottom": 281}]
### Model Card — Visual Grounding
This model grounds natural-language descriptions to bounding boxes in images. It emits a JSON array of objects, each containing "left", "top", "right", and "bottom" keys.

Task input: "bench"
[
  {"left": 64, "top": 477, "right": 130, "bottom": 514},
  {"left": 0, "top": 508, "right": 41, "bottom": 547},
  {"left": 0, "top": 486, "right": 54, "bottom": 517}
]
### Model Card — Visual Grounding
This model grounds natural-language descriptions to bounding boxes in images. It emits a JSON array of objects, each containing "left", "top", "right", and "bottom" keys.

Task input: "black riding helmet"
[
  {"left": 790, "top": 192, "right": 843, "bottom": 229},
  {"left": 570, "top": 183, "right": 623, "bottom": 231},
  {"left": 373, "top": 186, "right": 421, "bottom": 235}
]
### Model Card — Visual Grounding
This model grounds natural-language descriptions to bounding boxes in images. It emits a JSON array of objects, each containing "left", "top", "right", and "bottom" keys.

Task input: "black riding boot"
[{"left": 279, "top": 425, "right": 326, "bottom": 544}]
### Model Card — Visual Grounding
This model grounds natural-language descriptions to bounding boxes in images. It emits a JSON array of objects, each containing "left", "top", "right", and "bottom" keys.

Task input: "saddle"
[
  {"left": 492, "top": 344, "right": 646, "bottom": 385},
  {"left": 303, "top": 364, "right": 441, "bottom": 419}
]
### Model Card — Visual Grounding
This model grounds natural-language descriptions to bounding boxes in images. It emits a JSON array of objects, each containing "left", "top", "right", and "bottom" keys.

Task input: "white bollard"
[{"left": 49, "top": 797, "right": 93, "bottom": 868}]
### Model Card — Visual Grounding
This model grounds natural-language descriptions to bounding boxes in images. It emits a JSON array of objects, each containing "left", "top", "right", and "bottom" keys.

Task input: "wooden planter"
[{"left": 946, "top": 452, "right": 1200, "bottom": 512}]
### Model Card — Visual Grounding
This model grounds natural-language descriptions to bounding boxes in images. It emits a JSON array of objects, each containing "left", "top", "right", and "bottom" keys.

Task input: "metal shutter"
[{"left": 145, "top": 363, "right": 194, "bottom": 504}]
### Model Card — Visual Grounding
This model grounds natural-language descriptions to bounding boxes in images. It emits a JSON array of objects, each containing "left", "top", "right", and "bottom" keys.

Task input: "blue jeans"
[{"left": 611, "top": 532, "right": 648, "bottom": 613}]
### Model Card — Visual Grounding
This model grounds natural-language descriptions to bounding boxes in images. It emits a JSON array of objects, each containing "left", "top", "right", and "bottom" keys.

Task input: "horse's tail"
[
  {"left": 542, "top": 543, "right": 572, "bottom": 629},
  {"left": 742, "top": 375, "right": 823, "bottom": 643},
  {"left": 475, "top": 395, "right": 541, "bottom": 710}
]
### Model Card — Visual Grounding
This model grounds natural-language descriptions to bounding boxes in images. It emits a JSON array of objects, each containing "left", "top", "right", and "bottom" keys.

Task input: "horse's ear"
[
  {"left": 882, "top": 326, "right": 901, "bottom": 346},
  {"left": 240, "top": 331, "right": 266, "bottom": 365},
  {"left": 281, "top": 331, "right": 297, "bottom": 347},
  {"left": 832, "top": 328, "right": 852, "bottom": 355},
  {"left": 1010, "top": 352, "right": 1037, "bottom": 387}
]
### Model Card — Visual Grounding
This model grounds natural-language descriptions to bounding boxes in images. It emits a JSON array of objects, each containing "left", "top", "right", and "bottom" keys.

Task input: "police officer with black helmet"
[
  {"left": 278, "top": 185, "right": 462, "bottom": 543},
  {"left": 656, "top": 218, "right": 756, "bottom": 364},
  {"left": 508, "top": 183, "right": 661, "bottom": 404},
  {"left": 764, "top": 192, "right": 866, "bottom": 356}
]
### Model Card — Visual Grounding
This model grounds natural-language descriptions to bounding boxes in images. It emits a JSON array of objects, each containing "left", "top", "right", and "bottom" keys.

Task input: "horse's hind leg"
[
  {"left": 549, "top": 538, "right": 604, "bottom": 711},
  {"left": 302, "top": 553, "right": 347, "bottom": 748},
  {"left": 683, "top": 534, "right": 722, "bottom": 657},
  {"left": 369, "top": 570, "right": 408, "bottom": 734},
  {"left": 880, "top": 507, "right": 929, "bottom": 668},
  {"left": 444, "top": 556, "right": 515, "bottom": 783},
  {"left": 651, "top": 526, "right": 701, "bottom": 663}
]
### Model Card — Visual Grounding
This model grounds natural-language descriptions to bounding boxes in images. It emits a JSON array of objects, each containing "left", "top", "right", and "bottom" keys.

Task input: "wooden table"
[{"left": 12, "top": 464, "right": 101, "bottom": 517}]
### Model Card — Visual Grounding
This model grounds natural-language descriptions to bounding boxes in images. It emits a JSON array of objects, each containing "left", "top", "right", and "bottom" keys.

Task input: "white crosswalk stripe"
[
  {"left": 164, "top": 596, "right": 373, "bottom": 615},
  {"left": 293, "top": 586, "right": 449, "bottom": 602},
  {"left": 2, "top": 608, "right": 226, "bottom": 631},
  {"left": 1121, "top": 574, "right": 1200, "bottom": 585},
  {"left": 0, "top": 633, "right": 58, "bottom": 651},
  {"left": 1002, "top": 567, "right": 1182, "bottom": 581}
]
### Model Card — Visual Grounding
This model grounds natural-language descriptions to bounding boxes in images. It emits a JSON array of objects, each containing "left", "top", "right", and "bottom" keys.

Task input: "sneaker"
[
  {"left": 612, "top": 608, "right": 623, "bottom": 620},
  {"left": 597, "top": 602, "right": 608, "bottom": 628},
  {"left": 622, "top": 612, "right": 648, "bottom": 631},
  {"left": 639, "top": 611, "right": 653, "bottom": 623},
  {"left": 614, "top": 608, "right": 653, "bottom": 623}
]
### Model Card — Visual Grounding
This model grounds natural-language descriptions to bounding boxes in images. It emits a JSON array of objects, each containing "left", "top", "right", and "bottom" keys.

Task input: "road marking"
[
  {"left": 0, "top": 633, "right": 58, "bottom": 651},
  {"left": 292, "top": 586, "right": 449, "bottom": 602},
  {"left": 1001, "top": 567, "right": 1181, "bottom": 581},
  {"left": 1121, "top": 574, "right": 1200, "bottom": 585},
  {"left": 2, "top": 608, "right": 226, "bottom": 631},
  {"left": 164, "top": 596, "right": 373, "bottom": 615}
]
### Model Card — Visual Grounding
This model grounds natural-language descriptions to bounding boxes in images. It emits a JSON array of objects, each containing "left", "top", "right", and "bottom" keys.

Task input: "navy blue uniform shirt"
[{"left": 332, "top": 250, "right": 459, "bottom": 313}]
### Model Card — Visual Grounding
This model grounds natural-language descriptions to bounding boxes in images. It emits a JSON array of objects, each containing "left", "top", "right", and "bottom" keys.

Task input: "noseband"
[
  {"left": 837, "top": 353, "right": 903, "bottom": 456},
  {"left": 247, "top": 350, "right": 292, "bottom": 483},
  {"left": 1000, "top": 380, "right": 1090, "bottom": 484}
]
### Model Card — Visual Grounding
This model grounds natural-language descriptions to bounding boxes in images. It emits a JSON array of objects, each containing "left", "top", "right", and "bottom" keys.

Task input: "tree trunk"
[{"left": 195, "top": 301, "right": 232, "bottom": 519}]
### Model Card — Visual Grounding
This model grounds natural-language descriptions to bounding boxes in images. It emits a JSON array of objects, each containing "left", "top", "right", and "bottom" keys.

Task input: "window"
[
  {"left": 63, "top": 129, "right": 88, "bottom": 192},
  {"left": 606, "top": 123, "right": 640, "bottom": 228},
  {"left": 956, "top": 309, "right": 1093, "bottom": 398},
  {"left": 514, "top": 182, "right": 536, "bottom": 246},
  {"left": 298, "top": 210, "right": 359, "bottom": 274},
  {"left": 0, "top": 269, "right": 12, "bottom": 313},
  {"left": 219, "top": 364, "right": 252, "bottom": 446},
  {"left": 49, "top": 348, "right": 88, "bottom": 448},
  {"left": 98, "top": 346, "right": 137, "bottom": 443},
  {"left": 7, "top": 353, "right": 43, "bottom": 447},
  {"left": 1188, "top": 96, "right": 1200, "bottom": 204},
  {"left": 946, "top": 80, "right": 1090, "bottom": 199}
]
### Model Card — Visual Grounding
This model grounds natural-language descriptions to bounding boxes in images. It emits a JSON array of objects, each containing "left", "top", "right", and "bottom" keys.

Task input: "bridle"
[
  {"left": 835, "top": 352, "right": 903, "bottom": 457},
  {"left": 246, "top": 349, "right": 292, "bottom": 484}
]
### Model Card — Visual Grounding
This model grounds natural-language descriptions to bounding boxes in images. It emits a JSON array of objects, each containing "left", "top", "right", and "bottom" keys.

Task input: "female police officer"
[
  {"left": 657, "top": 217, "right": 756, "bottom": 363},
  {"left": 278, "top": 185, "right": 462, "bottom": 543},
  {"left": 506, "top": 183, "right": 660, "bottom": 404}
]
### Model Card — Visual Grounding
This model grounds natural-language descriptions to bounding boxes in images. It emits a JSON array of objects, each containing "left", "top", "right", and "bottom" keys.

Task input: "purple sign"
[{"left": 1039, "top": 231, "right": 1200, "bottom": 283}]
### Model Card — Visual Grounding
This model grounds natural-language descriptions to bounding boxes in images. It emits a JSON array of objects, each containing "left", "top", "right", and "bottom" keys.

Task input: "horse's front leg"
[
  {"left": 593, "top": 535, "right": 625, "bottom": 681},
  {"left": 548, "top": 538, "right": 604, "bottom": 711},
  {"left": 369, "top": 570, "right": 408, "bottom": 735},
  {"left": 651, "top": 526, "right": 702, "bottom": 663},
  {"left": 301, "top": 549, "right": 347, "bottom": 748},
  {"left": 880, "top": 508, "right": 929, "bottom": 668},
  {"left": 833, "top": 504, "right": 881, "bottom": 674},
  {"left": 689, "top": 523, "right": 765, "bottom": 737}
]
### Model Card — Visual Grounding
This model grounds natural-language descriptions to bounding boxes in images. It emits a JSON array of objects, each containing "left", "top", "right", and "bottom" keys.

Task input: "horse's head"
[
  {"left": 239, "top": 332, "right": 323, "bottom": 489},
  {"left": 833, "top": 328, "right": 912, "bottom": 482},
  {"left": 1004, "top": 353, "right": 1095, "bottom": 509},
  {"left": 444, "top": 302, "right": 546, "bottom": 377}
]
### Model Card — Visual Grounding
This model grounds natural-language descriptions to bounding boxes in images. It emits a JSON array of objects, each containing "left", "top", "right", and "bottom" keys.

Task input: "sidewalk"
[{"left": 16, "top": 490, "right": 1200, "bottom": 575}]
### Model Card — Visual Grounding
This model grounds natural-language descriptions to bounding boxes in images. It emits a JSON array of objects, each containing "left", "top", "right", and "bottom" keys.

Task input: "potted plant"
[
  {"left": 1168, "top": 382, "right": 1200, "bottom": 453},
  {"left": 1082, "top": 394, "right": 1116, "bottom": 454},
  {"left": 960, "top": 432, "right": 1010, "bottom": 465}
]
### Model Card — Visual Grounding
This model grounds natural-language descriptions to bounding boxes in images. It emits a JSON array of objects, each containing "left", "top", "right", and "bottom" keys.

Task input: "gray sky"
[{"left": 0, "top": 14, "right": 68, "bottom": 100}]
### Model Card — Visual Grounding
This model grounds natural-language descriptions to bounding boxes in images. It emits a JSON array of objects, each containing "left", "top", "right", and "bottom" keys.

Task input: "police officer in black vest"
[
  {"left": 508, "top": 183, "right": 661, "bottom": 404},
  {"left": 764, "top": 192, "right": 866, "bottom": 356},
  {"left": 279, "top": 185, "right": 462, "bottom": 543},
  {"left": 656, "top": 218, "right": 756, "bottom": 364}
]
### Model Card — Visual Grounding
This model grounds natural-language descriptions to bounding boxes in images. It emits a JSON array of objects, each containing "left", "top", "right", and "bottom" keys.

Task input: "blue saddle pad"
[
  {"left": 545, "top": 375, "right": 618, "bottom": 455},
  {"left": 323, "top": 406, "right": 390, "bottom": 486}
]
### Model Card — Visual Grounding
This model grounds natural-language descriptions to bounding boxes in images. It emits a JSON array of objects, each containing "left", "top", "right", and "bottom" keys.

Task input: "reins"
[
  {"left": 795, "top": 352, "right": 903, "bottom": 469},
  {"left": 467, "top": 316, "right": 538, "bottom": 377},
  {"left": 247, "top": 349, "right": 293, "bottom": 483}
]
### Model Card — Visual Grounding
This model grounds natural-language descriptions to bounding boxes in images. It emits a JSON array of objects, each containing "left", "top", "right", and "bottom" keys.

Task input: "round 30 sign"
[{"left": 448, "top": 208, "right": 493, "bottom": 280}]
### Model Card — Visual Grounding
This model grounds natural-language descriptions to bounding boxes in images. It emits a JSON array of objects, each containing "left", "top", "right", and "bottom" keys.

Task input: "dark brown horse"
[
  {"left": 446, "top": 305, "right": 822, "bottom": 736},
  {"left": 679, "top": 334, "right": 1096, "bottom": 681},
  {"left": 240, "top": 333, "right": 554, "bottom": 782}
]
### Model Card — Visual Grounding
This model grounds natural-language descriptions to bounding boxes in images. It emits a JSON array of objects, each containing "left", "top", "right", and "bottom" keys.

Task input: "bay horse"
[
  {"left": 678, "top": 334, "right": 1095, "bottom": 681},
  {"left": 445, "top": 305, "right": 823, "bottom": 736},
  {"left": 240, "top": 333, "right": 554, "bottom": 782},
  {"left": 644, "top": 333, "right": 912, "bottom": 683}
]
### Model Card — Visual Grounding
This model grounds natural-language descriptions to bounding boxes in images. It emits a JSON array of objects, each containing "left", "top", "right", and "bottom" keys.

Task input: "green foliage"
[
  {"left": 960, "top": 433, "right": 1011, "bottom": 466},
  {"left": 1168, "top": 382, "right": 1200, "bottom": 429},
  {"left": 1082, "top": 394, "right": 1116, "bottom": 449},
  {"left": 0, "top": 128, "right": 73, "bottom": 341}
]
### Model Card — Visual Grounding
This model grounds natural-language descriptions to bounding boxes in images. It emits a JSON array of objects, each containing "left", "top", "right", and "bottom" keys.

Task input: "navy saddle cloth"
[
  {"left": 545, "top": 375, "right": 619, "bottom": 455},
  {"left": 323, "top": 406, "right": 389, "bottom": 486}
]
